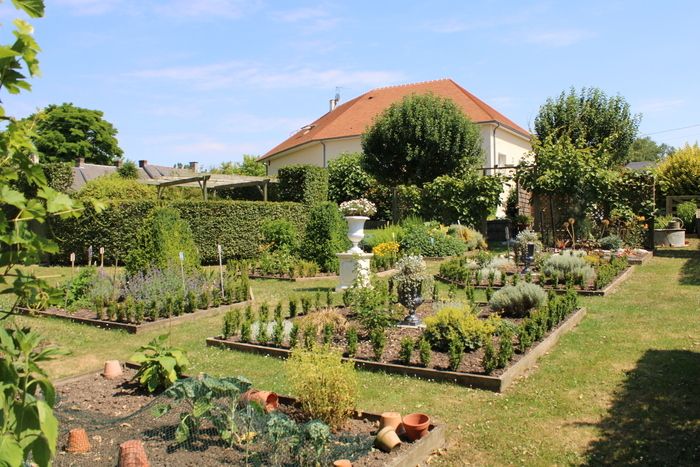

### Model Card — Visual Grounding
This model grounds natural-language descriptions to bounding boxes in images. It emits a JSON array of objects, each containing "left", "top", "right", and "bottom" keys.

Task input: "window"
[{"left": 498, "top": 153, "right": 508, "bottom": 167}]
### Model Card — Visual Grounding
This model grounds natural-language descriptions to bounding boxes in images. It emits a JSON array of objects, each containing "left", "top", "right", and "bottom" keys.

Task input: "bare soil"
[{"left": 54, "top": 369, "right": 432, "bottom": 466}]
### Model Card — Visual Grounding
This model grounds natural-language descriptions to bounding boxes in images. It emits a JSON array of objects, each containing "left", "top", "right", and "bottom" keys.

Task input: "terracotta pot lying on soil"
[
  {"left": 103, "top": 360, "right": 123, "bottom": 379},
  {"left": 119, "top": 439, "right": 149, "bottom": 467},
  {"left": 66, "top": 428, "right": 91, "bottom": 453},
  {"left": 402, "top": 413, "right": 430, "bottom": 441},
  {"left": 241, "top": 389, "right": 279, "bottom": 412},
  {"left": 333, "top": 460, "right": 352, "bottom": 467},
  {"left": 374, "top": 426, "right": 401, "bottom": 452}
]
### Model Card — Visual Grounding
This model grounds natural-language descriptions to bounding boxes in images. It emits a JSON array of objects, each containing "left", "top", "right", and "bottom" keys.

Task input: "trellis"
[{"left": 142, "top": 174, "right": 273, "bottom": 201}]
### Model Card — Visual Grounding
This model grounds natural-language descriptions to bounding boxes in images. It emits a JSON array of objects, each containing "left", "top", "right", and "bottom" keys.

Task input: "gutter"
[
  {"left": 321, "top": 141, "right": 327, "bottom": 167},
  {"left": 492, "top": 121, "right": 501, "bottom": 173}
]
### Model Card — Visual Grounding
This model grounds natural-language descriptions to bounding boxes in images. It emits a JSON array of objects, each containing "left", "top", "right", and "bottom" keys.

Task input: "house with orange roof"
[{"left": 259, "top": 79, "right": 531, "bottom": 177}]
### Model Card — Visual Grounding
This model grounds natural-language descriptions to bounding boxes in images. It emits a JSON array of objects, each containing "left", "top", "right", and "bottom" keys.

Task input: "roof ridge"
[{"left": 367, "top": 77, "right": 452, "bottom": 92}]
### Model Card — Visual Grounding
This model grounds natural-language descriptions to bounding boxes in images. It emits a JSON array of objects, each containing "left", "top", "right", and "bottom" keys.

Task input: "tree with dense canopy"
[
  {"left": 534, "top": 87, "right": 640, "bottom": 167},
  {"left": 327, "top": 152, "right": 374, "bottom": 203},
  {"left": 23, "top": 102, "right": 123, "bottom": 164},
  {"left": 211, "top": 154, "right": 265, "bottom": 176},
  {"left": 361, "top": 93, "right": 483, "bottom": 187},
  {"left": 627, "top": 137, "right": 674, "bottom": 162},
  {"left": 656, "top": 143, "right": 700, "bottom": 196}
]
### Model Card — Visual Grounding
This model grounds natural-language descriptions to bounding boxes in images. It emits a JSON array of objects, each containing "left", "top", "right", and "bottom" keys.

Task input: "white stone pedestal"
[{"left": 336, "top": 251, "right": 373, "bottom": 291}]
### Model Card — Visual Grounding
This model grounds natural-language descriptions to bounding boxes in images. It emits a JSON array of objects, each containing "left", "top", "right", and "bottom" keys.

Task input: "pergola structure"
[{"left": 142, "top": 174, "right": 273, "bottom": 201}]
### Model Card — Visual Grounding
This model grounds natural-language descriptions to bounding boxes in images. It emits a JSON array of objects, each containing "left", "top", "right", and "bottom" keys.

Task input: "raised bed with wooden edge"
[
  {"left": 18, "top": 301, "right": 250, "bottom": 334},
  {"left": 436, "top": 265, "right": 634, "bottom": 297},
  {"left": 248, "top": 268, "right": 397, "bottom": 282},
  {"left": 55, "top": 367, "right": 446, "bottom": 467},
  {"left": 206, "top": 307, "right": 587, "bottom": 393}
]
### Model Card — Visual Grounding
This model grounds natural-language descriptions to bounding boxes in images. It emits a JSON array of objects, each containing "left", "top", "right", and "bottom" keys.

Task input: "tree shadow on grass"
[
  {"left": 654, "top": 248, "right": 700, "bottom": 285},
  {"left": 582, "top": 350, "right": 700, "bottom": 466}
]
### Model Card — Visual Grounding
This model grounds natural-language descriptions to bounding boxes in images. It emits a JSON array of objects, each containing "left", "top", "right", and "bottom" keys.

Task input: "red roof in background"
[{"left": 260, "top": 78, "right": 530, "bottom": 160}]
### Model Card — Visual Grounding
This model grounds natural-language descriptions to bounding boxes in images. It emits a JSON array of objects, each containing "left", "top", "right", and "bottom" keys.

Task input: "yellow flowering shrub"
[{"left": 372, "top": 241, "right": 399, "bottom": 257}]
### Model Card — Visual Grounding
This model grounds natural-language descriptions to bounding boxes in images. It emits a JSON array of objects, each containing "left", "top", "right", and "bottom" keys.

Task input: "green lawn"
[{"left": 10, "top": 243, "right": 700, "bottom": 466}]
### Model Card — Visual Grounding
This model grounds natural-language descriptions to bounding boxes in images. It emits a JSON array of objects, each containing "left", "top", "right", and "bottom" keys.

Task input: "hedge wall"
[
  {"left": 278, "top": 164, "right": 328, "bottom": 205},
  {"left": 51, "top": 200, "right": 309, "bottom": 265}
]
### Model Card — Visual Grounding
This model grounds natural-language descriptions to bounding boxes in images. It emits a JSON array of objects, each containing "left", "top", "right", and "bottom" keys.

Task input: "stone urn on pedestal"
[{"left": 336, "top": 199, "right": 376, "bottom": 291}]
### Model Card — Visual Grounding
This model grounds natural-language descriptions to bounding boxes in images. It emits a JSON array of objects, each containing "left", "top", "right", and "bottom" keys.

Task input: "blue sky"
[{"left": 3, "top": 0, "right": 700, "bottom": 167}]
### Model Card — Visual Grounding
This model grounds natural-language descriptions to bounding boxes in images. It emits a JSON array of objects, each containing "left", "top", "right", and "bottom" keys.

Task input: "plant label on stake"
[
  {"left": 87, "top": 245, "right": 93, "bottom": 266},
  {"left": 217, "top": 244, "right": 225, "bottom": 299},
  {"left": 99, "top": 247, "right": 105, "bottom": 269},
  {"left": 70, "top": 252, "right": 76, "bottom": 271},
  {"left": 179, "top": 251, "right": 186, "bottom": 293}
]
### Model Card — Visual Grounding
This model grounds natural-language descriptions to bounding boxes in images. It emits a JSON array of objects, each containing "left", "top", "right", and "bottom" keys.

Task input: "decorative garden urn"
[{"left": 345, "top": 216, "right": 369, "bottom": 253}]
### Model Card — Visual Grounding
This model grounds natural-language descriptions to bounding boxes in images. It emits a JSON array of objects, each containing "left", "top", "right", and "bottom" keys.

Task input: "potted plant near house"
[{"left": 339, "top": 198, "right": 377, "bottom": 253}]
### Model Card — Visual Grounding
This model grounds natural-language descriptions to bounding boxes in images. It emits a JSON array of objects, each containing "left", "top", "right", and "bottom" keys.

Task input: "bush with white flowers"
[{"left": 339, "top": 198, "right": 377, "bottom": 217}]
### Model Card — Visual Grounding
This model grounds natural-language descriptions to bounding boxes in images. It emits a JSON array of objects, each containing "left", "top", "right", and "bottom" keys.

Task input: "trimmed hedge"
[
  {"left": 278, "top": 164, "right": 328, "bottom": 205},
  {"left": 51, "top": 200, "right": 309, "bottom": 265}
]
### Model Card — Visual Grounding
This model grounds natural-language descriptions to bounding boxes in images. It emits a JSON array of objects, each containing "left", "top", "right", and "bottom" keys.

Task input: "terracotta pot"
[
  {"left": 66, "top": 428, "right": 91, "bottom": 453},
  {"left": 379, "top": 411, "right": 402, "bottom": 432},
  {"left": 333, "top": 460, "right": 352, "bottom": 467},
  {"left": 402, "top": 413, "right": 430, "bottom": 441},
  {"left": 119, "top": 439, "right": 149, "bottom": 467},
  {"left": 241, "top": 389, "right": 279, "bottom": 412},
  {"left": 103, "top": 360, "right": 123, "bottom": 379},
  {"left": 374, "top": 426, "right": 401, "bottom": 452}
]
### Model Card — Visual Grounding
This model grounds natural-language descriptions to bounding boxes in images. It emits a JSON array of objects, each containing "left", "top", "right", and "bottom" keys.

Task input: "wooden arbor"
[{"left": 142, "top": 174, "right": 273, "bottom": 201}]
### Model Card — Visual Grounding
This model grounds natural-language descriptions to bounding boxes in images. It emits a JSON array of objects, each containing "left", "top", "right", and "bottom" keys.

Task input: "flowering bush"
[
  {"left": 372, "top": 241, "right": 399, "bottom": 257},
  {"left": 339, "top": 198, "right": 377, "bottom": 217},
  {"left": 392, "top": 255, "right": 433, "bottom": 308}
]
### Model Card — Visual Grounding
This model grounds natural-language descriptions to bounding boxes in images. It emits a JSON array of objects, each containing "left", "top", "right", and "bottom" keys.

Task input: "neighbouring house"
[
  {"left": 259, "top": 78, "right": 531, "bottom": 177},
  {"left": 70, "top": 159, "right": 199, "bottom": 192}
]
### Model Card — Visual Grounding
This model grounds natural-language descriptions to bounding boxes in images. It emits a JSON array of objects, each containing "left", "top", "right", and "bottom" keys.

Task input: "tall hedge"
[
  {"left": 278, "top": 164, "right": 328, "bottom": 205},
  {"left": 51, "top": 200, "right": 309, "bottom": 265},
  {"left": 301, "top": 202, "right": 349, "bottom": 273}
]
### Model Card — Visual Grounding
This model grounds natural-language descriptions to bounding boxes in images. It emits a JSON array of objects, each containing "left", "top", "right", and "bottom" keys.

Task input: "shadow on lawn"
[
  {"left": 654, "top": 247, "right": 700, "bottom": 285},
  {"left": 583, "top": 350, "right": 700, "bottom": 466}
]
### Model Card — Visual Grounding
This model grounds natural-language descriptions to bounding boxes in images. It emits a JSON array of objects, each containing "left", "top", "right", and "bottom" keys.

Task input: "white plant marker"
[
  {"left": 179, "top": 251, "right": 186, "bottom": 293},
  {"left": 217, "top": 244, "right": 225, "bottom": 299}
]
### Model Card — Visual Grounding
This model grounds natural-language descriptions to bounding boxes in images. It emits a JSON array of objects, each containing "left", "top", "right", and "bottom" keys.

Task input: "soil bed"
[
  {"left": 55, "top": 369, "right": 443, "bottom": 466},
  {"left": 18, "top": 301, "right": 249, "bottom": 333}
]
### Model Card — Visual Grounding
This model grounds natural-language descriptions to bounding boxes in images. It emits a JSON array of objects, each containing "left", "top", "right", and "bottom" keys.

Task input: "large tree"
[
  {"left": 627, "top": 136, "right": 674, "bottom": 162},
  {"left": 211, "top": 154, "right": 265, "bottom": 176},
  {"left": 361, "top": 93, "right": 483, "bottom": 187},
  {"left": 25, "top": 102, "right": 123, "bottom": 164},
  {"left": 534, "top": 87, "right": 640, "bottom": 167}
]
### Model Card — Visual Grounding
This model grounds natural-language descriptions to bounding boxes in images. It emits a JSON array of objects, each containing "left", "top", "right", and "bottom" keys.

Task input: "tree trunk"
[{"left": 391, "top": 186, "right": 399, "bottom": 224}]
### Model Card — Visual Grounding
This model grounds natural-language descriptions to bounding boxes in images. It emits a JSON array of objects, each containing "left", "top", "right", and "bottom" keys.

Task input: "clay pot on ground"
[
  {"left": 103, "top": 360, "right": 123, "bottom": 379},
  {"left": 66, "top": 428, "right": 91, "bottom": 453},
  {"left": 379, "top": 411, "right": 403, "bottom": 433},
  {"left": 374, "top": 426, "right": 401, "bottom": 452},
  {"left": 333, "top": 460, "right": 352, "bottom": 467},
  {"left": 119, "top": 439, "right": 149, "bottom": 467},
  {"left": 402, "top": 413, "right": 430, "bottom": 441},
  {"left": 241, "top": 389, "right": 279, "bottom": 412}
]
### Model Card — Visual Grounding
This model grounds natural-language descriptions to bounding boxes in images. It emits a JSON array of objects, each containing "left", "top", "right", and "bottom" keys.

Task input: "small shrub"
[
  {"left": 399, "top": 337, "right": 414, "bottom": 365},
  {"left": 289, "top": 297, "right": 299, "bottom": 317},
  {"left": 240, "top": 321, "right": 252, "bottom": 343},
  {"left": 303, "top": 324, "right": 316, "bottom": 349},
  {"left": 222, "top": 308, "right": 241, "bottom": 338},
  {"left": 272, "top": 319, "right": 285, "bottom": 346},
  {"left": 423, "top": 305, "right": 497, "bottom": 351},
  {"left": 256, "top": 321, "right": 269, "bottom": 344},
  {"left": 496, "top": 329, "right": 514, "bottom": 368},
  {"left": 274, "top": 302, "right": 283, "bottom": 320},
  {"left": 301, "top": 295, "right": 312, "bottom": 315},
  {"left": 260, "top": 302, "right": 271, "bottom": 322},
  {"left": 130, "top": 334, "right": 189, "bottom": 393},
  {"left": 289, "top": 322, "right": 300, "bottom": 348},
  {"left": 489, "top": 282, "right": 547, "bottom": 318},
  {"left": 322, "top": 322, "right": 334, "bottom": 345},
  {"left": 261, "top": 218, "right": 299, "bottom": 252},
  {"left": 447, "top": 331, "right": 465, "bottom": 371},
  {"left": 346, "top": 327, "right": 359, "bottom": 357},
  {"left": 676, "top": 200, "right": 697, "bottom": 232},
  {"left": 285, "top": 346, "right": 358, "bottom": 429},
  {"left": 301, "top": 201, "right": 348, "bottom": 272},
  {"left": 418, "top": 336, "right": 432, "bottom": 367},
  {"left": 297, "top": 309, "right": 347, "bottom": 337},
  {"left": 400, "top": 222, "right": 467, "bottom": 257},
  {"left": 447, "top": 224, "right": 487, "bottom": 250},
  {"left": 482, "top": 338, "right": 497, "bottom": 374},
  {"left": 370, "top": 329, "right": 386, "bottom": 361},
  {"left": 598, "top": 234, "right": 623, "bottom": 250},
  {"left": 542, "top": 252, "right": 595, "bottom": 286}
]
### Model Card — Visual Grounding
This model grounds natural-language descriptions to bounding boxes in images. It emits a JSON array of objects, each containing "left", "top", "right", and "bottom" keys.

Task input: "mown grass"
[{"left": 8, "top": 241, "right": 700, "bottom": 465}]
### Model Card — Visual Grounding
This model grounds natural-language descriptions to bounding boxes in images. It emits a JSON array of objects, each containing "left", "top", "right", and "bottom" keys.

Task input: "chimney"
[
  {"left": 190, "top": 161, "right": 199, "bottom": 173},
  {"left": 75, "top": 157, "right": 85, "bottom": 167},
  {"left": 329, "top": 98, "right": 338, "bottom": 112},
  {"left": 115, "top": 159, "right": 123, "bottom": 168},
  {"left": 138, "top": 160, "right": 148, "bottom": 168}
]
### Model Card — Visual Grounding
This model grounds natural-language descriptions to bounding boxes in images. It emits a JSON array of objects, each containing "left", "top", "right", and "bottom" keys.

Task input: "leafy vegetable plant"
[{"left": 130, "top": 334, "right": 189, "bottom": 393}]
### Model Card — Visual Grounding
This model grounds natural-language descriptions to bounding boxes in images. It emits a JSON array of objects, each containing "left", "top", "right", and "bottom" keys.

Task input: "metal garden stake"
[
  {"left": 179, "top": 251, "right": 186, "bottom": 293},
  {"left": 217, "top": 244, "right": 225, "bottom": 299}
]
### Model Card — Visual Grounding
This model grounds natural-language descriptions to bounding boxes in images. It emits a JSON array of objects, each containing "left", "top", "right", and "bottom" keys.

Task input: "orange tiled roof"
[{"left": 260, "top": 78, "right": 529, "bottom": 160}]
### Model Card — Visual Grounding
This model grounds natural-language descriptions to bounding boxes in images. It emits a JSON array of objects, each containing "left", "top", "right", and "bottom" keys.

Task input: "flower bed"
[
  {"left": 436, "top": 252, "right": 633, "bottom": 297},
  {"left": 207, "top": 287, "right": 584, "bottom": 392},
  {"left": 54, "top": 368, "right": 445, "bottom": 466}
]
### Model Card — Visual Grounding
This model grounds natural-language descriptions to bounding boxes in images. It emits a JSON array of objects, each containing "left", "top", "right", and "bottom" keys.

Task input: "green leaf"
[
  {"left": 175, "top": 419, "right": 190, "bottom": 444},
  {"left": 11, "top": 0, "right": 45, "bottom": 18},
  {"left": 36, "top": 399, "right": 58, "bottom": 453},
  {"left": 0, "top": 47, "right": 20, "bottom": 58},
  {"left": 0, "top": 185, "right": 26, "bottom": 209},
  {"left": 0, "top": 434, "right": 24, "bottom": 467}
]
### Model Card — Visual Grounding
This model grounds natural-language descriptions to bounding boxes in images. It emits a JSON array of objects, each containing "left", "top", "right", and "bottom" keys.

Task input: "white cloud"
[
  {"left": 55, "top": 0, "right": 260, "bottom": 18},
  {"left": 141, "top": 132, "right": 266, "bottom": 158},
  {"left": 637, "top": 98, "right": 685, "bottom": 114},
  {"left": 127, "top": 61, "right": 406, "bottom": 91},
  {"left": 523, "top": 28, "right": 594, "bottom": 47}
]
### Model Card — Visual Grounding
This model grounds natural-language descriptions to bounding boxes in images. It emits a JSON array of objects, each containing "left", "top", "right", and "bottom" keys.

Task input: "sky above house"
[{"left": 3, "top": 0, "right": 699, "bottom": 168}]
